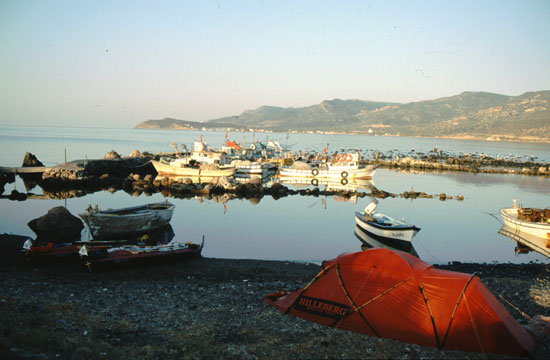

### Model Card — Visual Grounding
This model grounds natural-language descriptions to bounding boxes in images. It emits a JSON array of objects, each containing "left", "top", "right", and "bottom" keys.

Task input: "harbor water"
[{"left": 1, "top": 125, "right": 549, "bottom": 264}]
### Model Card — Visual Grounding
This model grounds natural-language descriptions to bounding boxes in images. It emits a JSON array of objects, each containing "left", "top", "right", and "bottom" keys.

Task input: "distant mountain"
[{"left": 135, "top": 91, "right": 550, "bottom": 141}]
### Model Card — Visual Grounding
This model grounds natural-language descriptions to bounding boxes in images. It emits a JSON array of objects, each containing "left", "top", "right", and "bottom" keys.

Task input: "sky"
[{"left": 1, "top": 0, "right": 549, "bottom": 128}]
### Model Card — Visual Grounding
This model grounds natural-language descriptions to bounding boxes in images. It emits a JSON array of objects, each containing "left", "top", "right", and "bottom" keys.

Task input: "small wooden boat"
[
  {"left": 80, "top": 237, "right": 204, "bottom": 272},
  {"left": 151, "top": 158, "right": 236, "bottom": 177},
  {"left": 22, "top": 225, "right": 176, "bottom": 264},
  {"left": 279, "top": 152, "right": 376, "bottom": 180},
  {"left": 79, "top": 202, "right": 175, "bottom": 240},
  {"left": 499, "top": 200, "right": 550, "bottom": 240},
  {"left": 354, "top": 199, "right": 420, "bottom": 242}
]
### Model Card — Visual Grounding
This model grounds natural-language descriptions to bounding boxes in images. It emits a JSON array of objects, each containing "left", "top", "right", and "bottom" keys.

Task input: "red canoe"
[{"left": 263, "top": 248, "right": 536, "bottom": 357}]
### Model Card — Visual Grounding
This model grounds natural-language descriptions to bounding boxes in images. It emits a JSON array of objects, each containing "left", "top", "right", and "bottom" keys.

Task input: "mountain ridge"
[{"left": 135, "top": 91, "right": 550, "bottom": 142}]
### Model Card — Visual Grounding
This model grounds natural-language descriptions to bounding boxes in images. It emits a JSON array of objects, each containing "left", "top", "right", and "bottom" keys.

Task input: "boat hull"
[
  {"left": 279, "top": 165, "right": 375, "bottom": 180},
  {"left": 354, "top": 212, "right": 419, "bottom": 242},
  {"left": 151, "top": 160, "right": 236, "bottom": 177},
  {"left": 79, "top": 202, "right": 175, "bottom": 240},
  {"left": 83, "top": 241, "right": 203, "bottom": 272},
  {"left": 500, "top": 208, "right": 550, "bottom": 239},
  {"left": 234, "top": 163, "right": 270, "bottom": 178}
]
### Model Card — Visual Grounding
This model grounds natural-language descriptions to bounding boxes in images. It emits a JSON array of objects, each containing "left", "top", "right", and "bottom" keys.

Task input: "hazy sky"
[{"left": 1, "top": 0, "right": 549, "bottom": 128}]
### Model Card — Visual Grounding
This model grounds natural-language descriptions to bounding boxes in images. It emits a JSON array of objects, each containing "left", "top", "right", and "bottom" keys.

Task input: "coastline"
[
  {"left": 134, "top": 126, "right": 550, "bottom": 144},
  {"left": 1, "top": 234, "right": 549, "bottom": 359}
]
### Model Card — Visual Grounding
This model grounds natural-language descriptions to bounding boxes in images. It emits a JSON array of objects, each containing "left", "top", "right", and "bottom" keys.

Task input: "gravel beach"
[{"left": 1, "top": 235, "right": 549, "bottom": 360}]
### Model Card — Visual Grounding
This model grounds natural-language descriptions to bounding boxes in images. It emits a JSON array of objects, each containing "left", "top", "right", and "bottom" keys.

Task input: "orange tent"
[{"left": 263, "top": 249, "right": 536, "bottom": 357}]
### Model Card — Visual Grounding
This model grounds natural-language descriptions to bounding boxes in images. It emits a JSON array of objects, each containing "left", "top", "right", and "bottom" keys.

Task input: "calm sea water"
[{"left": 1, "top": 125, "right": 549, "bottom": 264}]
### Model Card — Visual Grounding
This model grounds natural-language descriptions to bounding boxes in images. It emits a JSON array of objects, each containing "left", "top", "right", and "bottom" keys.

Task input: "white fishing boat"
[
  {"left": 354, "top": 199, "right": 420, "bottom": 242},
  {"left": 79, "top": 202, "right": 175, "bottom": 240},
  {"left": 278, "top": 152, "right": 375, "bottom": 180},
  {"left": 499, "top": 200, "right": 550, "bottom": 239},
  {"left": 151, "top": 158, "right": 236, "bottom": 177},
  {"left": 230, "top": 159, "right": 271, "bottom": 178}
]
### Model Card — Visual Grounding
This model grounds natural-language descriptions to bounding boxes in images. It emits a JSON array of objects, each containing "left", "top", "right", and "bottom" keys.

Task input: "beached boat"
[
  {"left": 498, "top": 225, "right": 550, "bottom": 258},
  {"left": 22, "top": 225, "right": 176, "bottom": 264},
  {"left": 354, "top": 199, "right": 420, "bottom": 242},
  {"left": 499, "top": 200, "right": 550, "bottom": 240},
  {"left": 79, "top": 237, "right": 203, "bottom": 272},
  {"left": 151, "top": 158, "right": 236, "bottom": 177},
  {"left": 79, "top": 202, "right": 175, "bottom": 240},
  {"left": 278, "top": 152, "right": 375, "bottom": 180}
]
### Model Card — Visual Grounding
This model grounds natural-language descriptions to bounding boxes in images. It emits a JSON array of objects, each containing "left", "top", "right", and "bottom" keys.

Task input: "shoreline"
[
  {"left": 0, "top": 234, "right": 549, "bottom": 359},
  {"left": 135, "top": 126, "right": 550, "bottom": 144}
]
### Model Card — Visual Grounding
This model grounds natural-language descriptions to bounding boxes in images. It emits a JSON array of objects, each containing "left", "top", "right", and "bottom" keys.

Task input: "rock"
[
  {"left": 248, "top": 176, "right": 262, "bottom": 186},
  {"left": 22, "top": 152, "right": 44, "bottom": 167},
  {"left": 8, "top": 189, "right": 27, "bottom": 201},
  {"left": 129, "top": 149, "right": 141, "bottom": 157},
  {"left": 27, "top": 206, "right": 84, "bottom": 244},
  {"left": 133, "top": 174, "right": 141, "bottom": 181},
  {"left": 526, "top": 315, "right": 550, "bottom": 338},
  {"left": 211, "top": 176, "right": 235, "bottom": 190},
  {"left": 143, "top": 174, "right": 153, "bottom": 182},
  {"left": 71, "top": 346, "right": 92, "bottom": 360},
  {"left": 0, "top": 170, "right": 15, "bottom": 195},
  {"left": 104, "top": 150, "right": 121, "bottom": 160}
]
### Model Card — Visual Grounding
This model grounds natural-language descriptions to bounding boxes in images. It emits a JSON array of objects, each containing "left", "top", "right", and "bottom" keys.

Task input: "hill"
[{"left": 135, "top": 91, "right": 550, "bottom": 141}]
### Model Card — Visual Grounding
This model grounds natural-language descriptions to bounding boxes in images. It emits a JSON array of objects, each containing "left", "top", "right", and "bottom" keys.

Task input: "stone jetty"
[{"left": 1, "top": 148, "right": 547, "bottom": 202}]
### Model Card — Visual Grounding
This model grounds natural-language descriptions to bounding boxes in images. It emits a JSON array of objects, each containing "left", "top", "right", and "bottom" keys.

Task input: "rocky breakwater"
[
  {"left": 39, "top": 150, "right": 156, "bottom": 196},
  {"left": 365, "top": 149, "right": 550, "bottom": 176}
]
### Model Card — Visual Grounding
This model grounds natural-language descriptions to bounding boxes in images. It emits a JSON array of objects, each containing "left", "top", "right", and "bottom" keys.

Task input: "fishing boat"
[
  {"left": 498, "top": 225, "right": 550, "bottom": 259},
  {"left": 151, "top": 158, "right": 236, "bottom": 177},
  {"left": 79, "top": 202, "right": 175, "bottom": 240},
  {"left": 499, "top": 200, "right": 550, "bottom": 239},
  {"left": 354, "top": 199, "right": 420, "bottom": 242},
  {"left": 22, "top": 225, "right": 176, "bottom": 264},
  {"left": 278, "top": 152, "right": 375, "bottom": 180},
  {"left": 230, "top": 159, "right": 271, "bottom": 178},
  {"left": 79, "top": 237, "right": 203, "bottom": 272}
]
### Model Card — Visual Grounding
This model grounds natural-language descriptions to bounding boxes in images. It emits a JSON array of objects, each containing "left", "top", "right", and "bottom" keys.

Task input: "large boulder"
[
  {"left": 104, "top": 150, "right": 121, "bottom": 160},
  {"left": 28, "top": 206, "right": 84, "bottom": 244},
  {"left": 22, "top": 152, "right": 44, "bottom": 167}
]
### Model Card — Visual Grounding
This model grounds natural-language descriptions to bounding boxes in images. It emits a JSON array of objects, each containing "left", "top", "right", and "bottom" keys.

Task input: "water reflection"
[
  {"left": 498, "top": 225, "right": 550, "bottom": 259},
  {"left": 277, "top": 177, "right": 375, "bottom": 192},
  {"left": 354, "top": 225, "right": 419, "bottom": 257}
]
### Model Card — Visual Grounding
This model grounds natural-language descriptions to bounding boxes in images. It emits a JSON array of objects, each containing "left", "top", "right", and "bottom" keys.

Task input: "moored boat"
[
  {"left": 278, "top": 152, "right": 375, "bottom": 180},
  {"left": 499, "top": 200, "right": 550, "bottom": 240},
  {"left": 79, "top": 202, "right": 175, "bottom": 240},
  {"left": 230, "top": 159, "right": 271, "bottom": 178},
  {"left": 151, "top": 158, "right": 236, "bottom": 177},
  {"left": 354, "top": 199, "right": 420, "bottom": 242}
]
